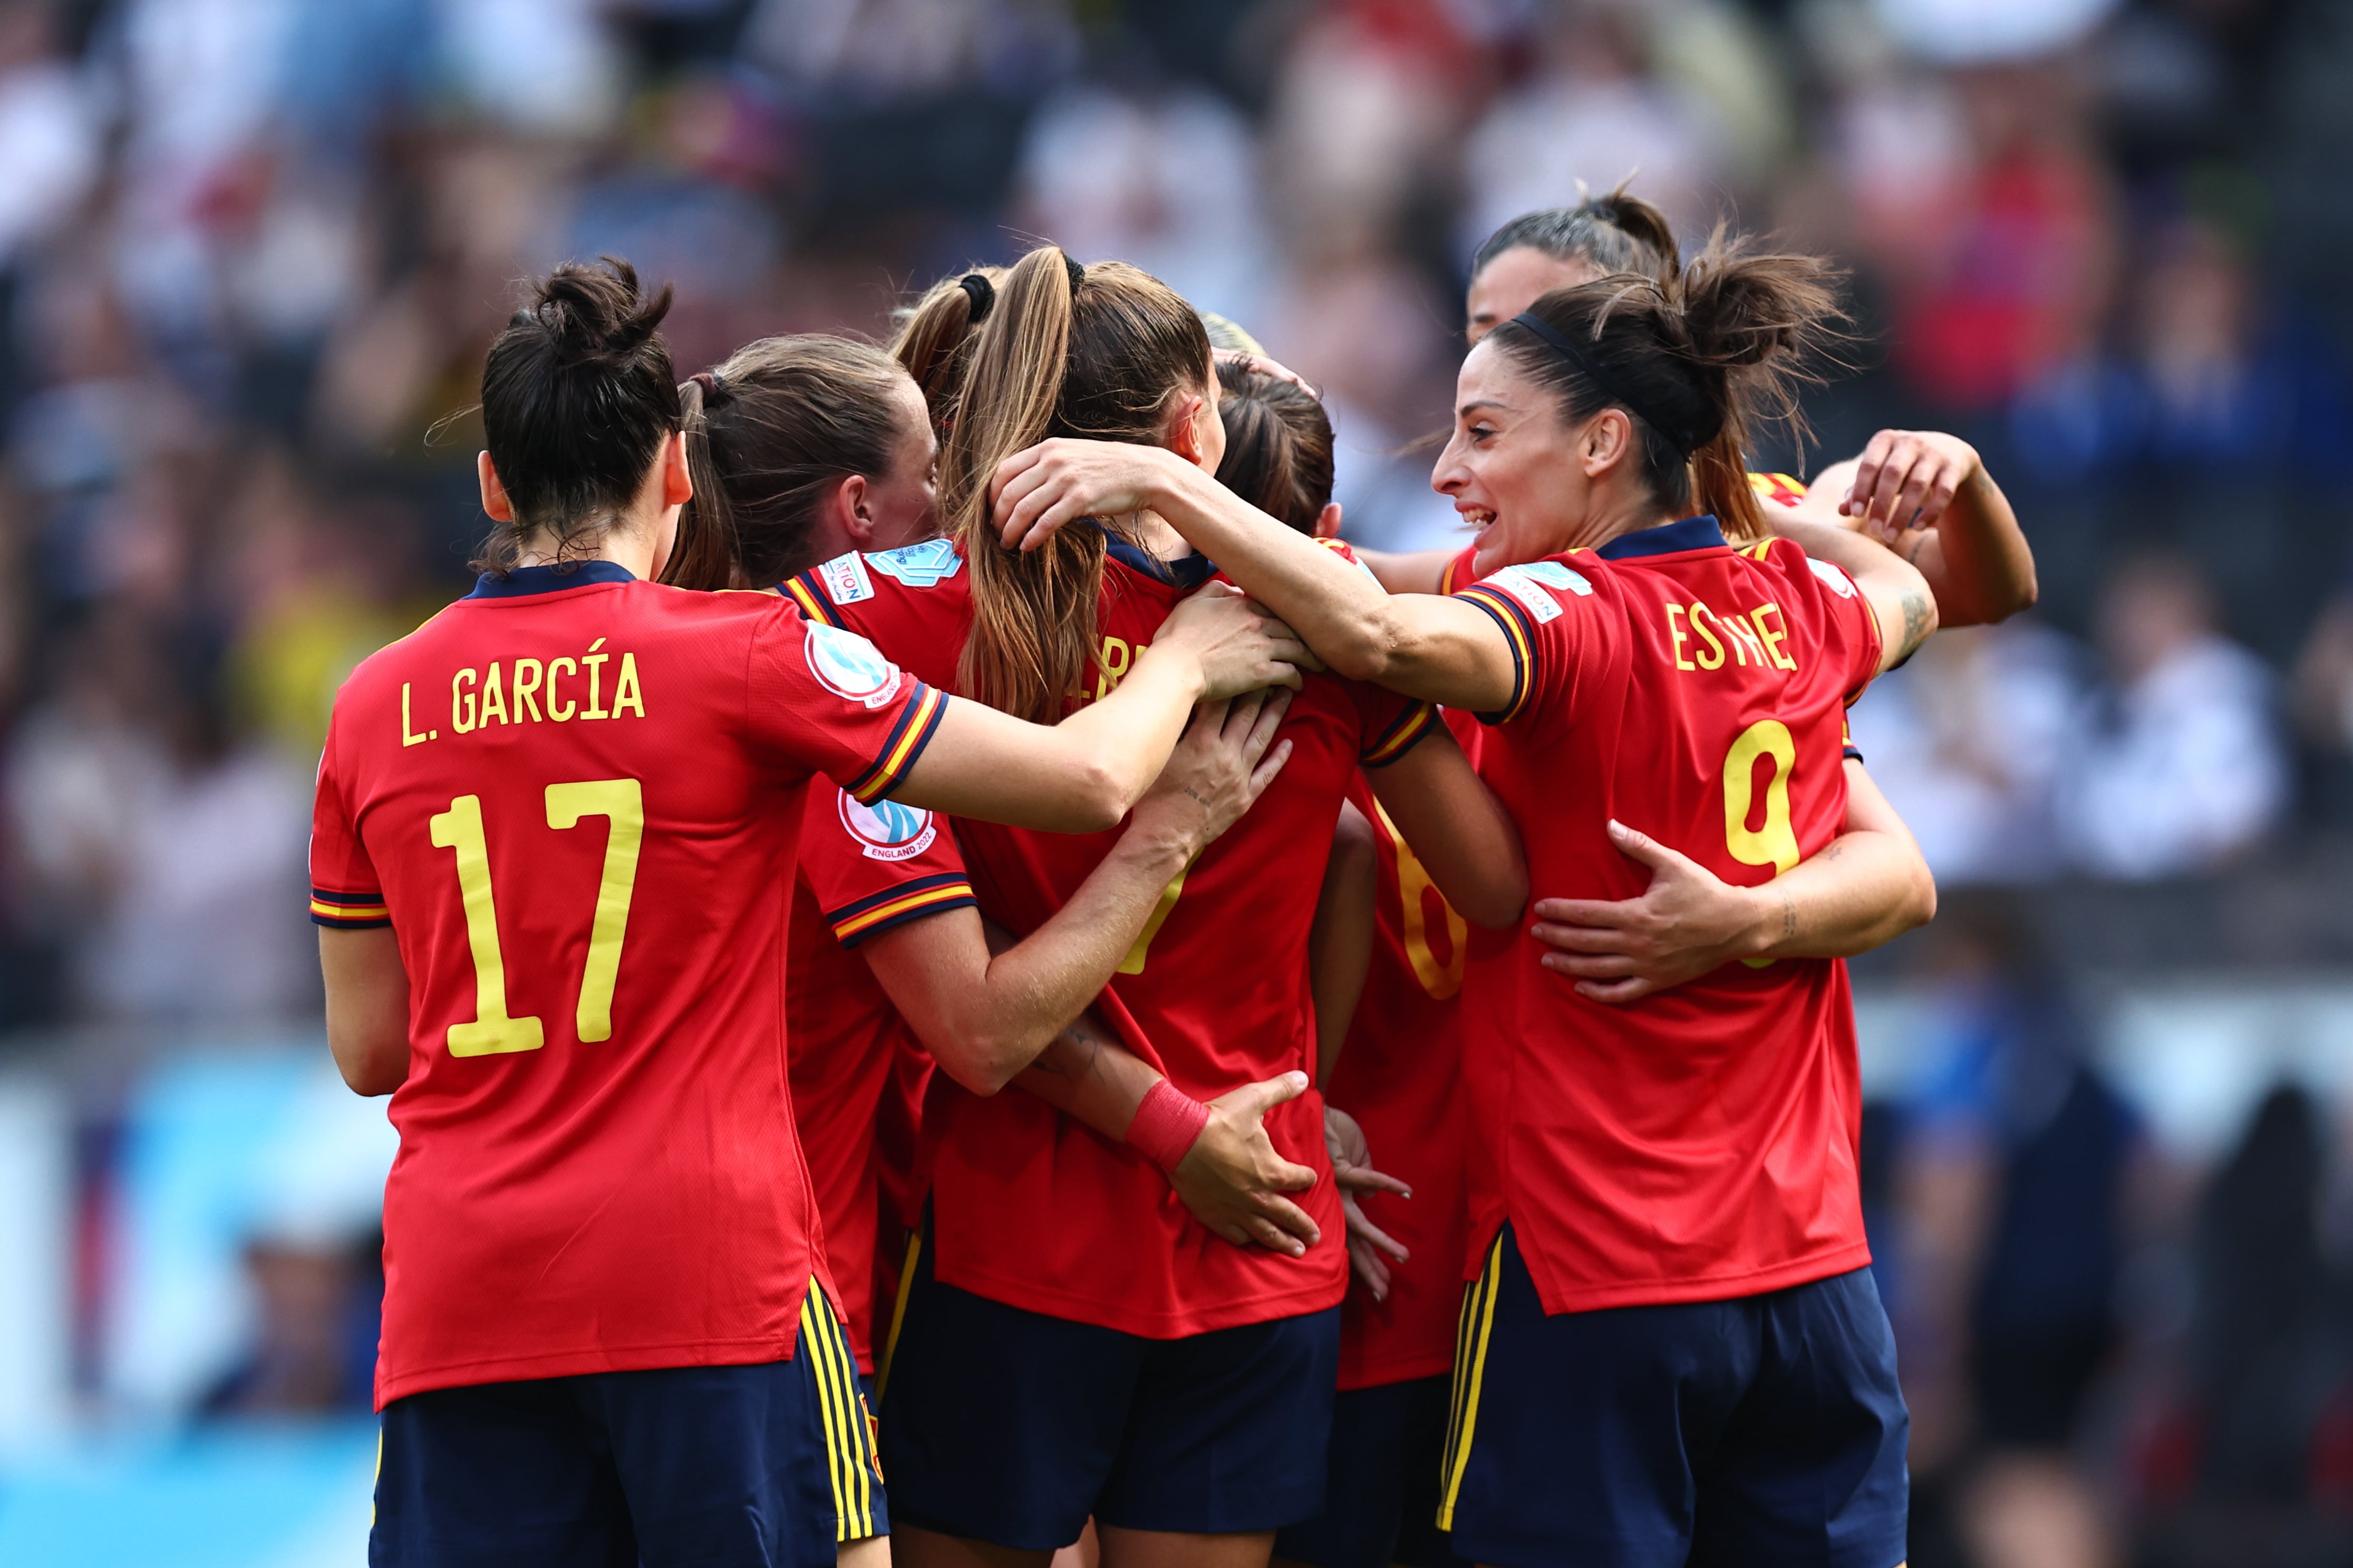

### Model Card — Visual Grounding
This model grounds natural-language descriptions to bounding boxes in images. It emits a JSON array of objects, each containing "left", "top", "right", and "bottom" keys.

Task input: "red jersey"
[
  {"left": 1328, "top": 715, "right": 1480, "bottom": 1390},
  {"left": 785, "top": 535, "right": 1436, "bottom": 1337},
  {"left": 788, "top": 783, "right": 972, "bottom": 1372},
  {"left": 308, "top": 562, "right": 946, "bottom": 1406},
  {"left": 1448, "top": 515, "right": 1884, "bottom": 1314}
]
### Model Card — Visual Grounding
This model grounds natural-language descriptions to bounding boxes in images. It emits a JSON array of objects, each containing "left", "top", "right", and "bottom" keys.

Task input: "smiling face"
[
  {"left": 1465, "top": 248, "right": 1605, "bottom": 344},
  {"left": 1432, "top": 338, "right": 1599, "bottom": 567}
]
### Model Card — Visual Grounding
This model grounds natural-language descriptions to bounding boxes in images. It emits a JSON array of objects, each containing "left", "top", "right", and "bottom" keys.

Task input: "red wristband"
[{"left": 1126, "top": 1079, "right": 1211, "bottom": 1172}]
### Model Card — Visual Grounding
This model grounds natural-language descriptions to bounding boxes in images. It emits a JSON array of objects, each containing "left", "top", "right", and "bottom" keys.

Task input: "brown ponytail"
[
  {"left": 940, "top": 246, "right": 1214, "bottom": 720},
  {"left": 892, "top": 266, "right": 1008, "bottom": 432},
  {"left": 1488, "top": 232, "right": 1844, "bottom": 544}
]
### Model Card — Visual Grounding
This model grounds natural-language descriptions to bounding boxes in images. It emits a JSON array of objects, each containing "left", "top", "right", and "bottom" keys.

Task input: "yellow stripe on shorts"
[
  {"left": 1437, "top": 1234, "right": 1505, "bottom": 1531},
  {"left": 801, "top": 1282, "right": 880, "bottom": 1541},
  {"left": 876, "top": 1230, "right": 921, "bottom": 1401}
]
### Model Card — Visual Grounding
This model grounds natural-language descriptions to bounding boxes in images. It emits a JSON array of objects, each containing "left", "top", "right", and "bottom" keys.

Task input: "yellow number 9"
[{"left": 1722, "top": 719, "right": 1799, "bottom": 876}]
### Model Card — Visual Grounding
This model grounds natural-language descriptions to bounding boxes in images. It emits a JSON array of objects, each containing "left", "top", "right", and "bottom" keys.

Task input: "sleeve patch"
[
  {"left": 1807, "top": 557, "right": 1859, "bottom": 599},
  {"left": 1484, "top": 561, "right": 1591, "bottom": 624},
  {"left": 865, "top": 539, "right": 964, "bottom": 588},
  {"left": 804, "top": 621, "right": 907, "bottom": 709},
  {"left": 837, "top": 790, "right": 940, "bottom": 861},
  {"left": 817, "top": 551, "right": 875, "bottom": 605}
]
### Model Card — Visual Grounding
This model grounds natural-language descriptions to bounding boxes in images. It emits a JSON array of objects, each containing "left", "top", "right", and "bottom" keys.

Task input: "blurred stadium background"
[{"left": 0, "top": 0, "right": 2348, "bottom": 1563}]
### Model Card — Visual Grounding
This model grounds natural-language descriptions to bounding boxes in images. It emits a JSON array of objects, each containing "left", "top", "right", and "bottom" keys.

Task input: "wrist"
[
  {"left": 1122, "top": 798, "right": 1210, "bottom": 869},
  {"left": 1734, "top": 883, "right": 1786, "bottom": 960},
  {"left": 1127, "top": 1078, "right": 1211, "bottom": 1171}
]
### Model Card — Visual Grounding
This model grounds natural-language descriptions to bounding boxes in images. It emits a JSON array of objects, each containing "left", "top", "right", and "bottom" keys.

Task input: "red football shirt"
[
  {"left": 788, "top": 782, "right": 972, "bottom": 1372},
  {"left": 1327, "top": 717, "right": 1480, "bottom": 1390},
  {"left": 309, "top": 562, "right": 945, "bottom": 1406},
  {"left": 785, "top": 535, "right": 1436, "bottom": 1337},
  {"left": 1449, "top": 516, "right": 1884, "bottom": 1314}
]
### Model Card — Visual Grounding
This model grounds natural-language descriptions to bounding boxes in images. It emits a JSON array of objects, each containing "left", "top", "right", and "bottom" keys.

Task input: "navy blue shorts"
[
  {"left": 878, "top": 1228, "right": 1340, "bottom": 1548},
  {"left": 371, "top": 1283, "right": 884, "bottom": 1568},
  {"left": 1274, "top": 1375, "right": 1473, "bottom": 1568},
  {"left": 1438, "top": 1225, "right": 1909, "bottom": 1568}
]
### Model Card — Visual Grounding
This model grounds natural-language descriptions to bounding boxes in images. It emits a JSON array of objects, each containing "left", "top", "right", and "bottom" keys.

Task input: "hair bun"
[{"left": 528, "top": 256, "right": 675, "bottom": 367}]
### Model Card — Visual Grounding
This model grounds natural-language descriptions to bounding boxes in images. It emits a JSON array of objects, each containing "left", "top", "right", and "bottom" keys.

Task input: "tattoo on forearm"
[
  {"left": 1780, "top": 890, "right": 1798, "bottom": 942},
  {"left": 1902, "top": 532, "right": 1931, "bottom": 566}
]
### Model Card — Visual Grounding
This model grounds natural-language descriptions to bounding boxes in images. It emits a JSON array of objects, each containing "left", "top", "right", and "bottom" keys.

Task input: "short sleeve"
[
  {"left": 309, "top": 704, "right": 388, "bottom": 929},
  {"left": 1766, "top": 539, "right": 1884, "bottom": 705},
  {"left": 745, "top": 604, "right": 947, "bottom": 804},
  {"left": 1450, "top": 558, "right": 1604, "bottom": 728},
  {"left": 1353, "top": 686, "right": 1439, "bottom": 768},
  {"left": 799, "top": 785, "right": 978, "bottom": 949}
]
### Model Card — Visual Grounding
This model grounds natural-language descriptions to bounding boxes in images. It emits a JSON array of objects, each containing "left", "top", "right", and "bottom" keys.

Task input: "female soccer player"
[
  {"left": 1460, "top": 187, "right": 2036, "bottom": 629},
  {"left": 991, "top": 239, "right": 1935, "bottom": 1568},
  {"left": 1210, "top": 360, "right": 1936, "bottom": 1568},
  {"left": 763, "top": 246, "right": 1524, "bottom": 1568},
  {"left": 314, "top": 258, "right": 1304, "bottom": 1568}
]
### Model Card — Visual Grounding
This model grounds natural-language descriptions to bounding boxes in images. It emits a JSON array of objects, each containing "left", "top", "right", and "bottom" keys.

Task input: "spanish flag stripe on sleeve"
[
  {"left": 845, "top": 683, "right": 946, "bottom": 805},
  {"left": 1359, "top": 700, "right": 1438, "bottom": 768},
  {"left": 1453, "top": 586, "right": 1535, "bottom": 726},
  {"left": 310, "top": 888, "right": 391, "bottom": 929},
  {"left": 786, "top": 571, "right": 847, "bottom": 628},
  {"left": 827, "top": 875, "right": 979, "bottom": 947}
]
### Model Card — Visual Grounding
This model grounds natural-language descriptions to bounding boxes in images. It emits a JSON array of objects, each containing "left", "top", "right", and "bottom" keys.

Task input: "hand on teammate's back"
[
  {"left": 1153, "top": 581, "right": 1312, "bottom": 698},
  {"left": 1526, "top": 820, "right": 1774, "bottom": 1004},
  {"left": 1135, "top": 691, "right": 1295, "bottom": 852},
  {"left": 1323, "top": 1105, "right": 1412, "bottom": 1301},
  {"left": 1169, "top": 1072, "right": 1322, "bottom": 1255}
]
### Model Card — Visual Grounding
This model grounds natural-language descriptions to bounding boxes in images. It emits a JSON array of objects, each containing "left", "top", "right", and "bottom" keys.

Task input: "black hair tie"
[
  {"left": 1064, "top": 254, "right": 1084, "bottom": 293},
  {"left": 958, "top": 272, "right": 995, "bottom": 323},
  {"left": 1507, "top": 311, "right": 1707, "bottom": 459},
  {"left": 692, "top": 369, "right": 728, "bottom": 404}
]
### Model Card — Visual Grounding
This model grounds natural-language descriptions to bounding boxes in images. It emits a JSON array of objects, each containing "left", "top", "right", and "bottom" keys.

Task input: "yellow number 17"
[{"left": 427, "top": 779, "right": 644, "bottom": 1057}]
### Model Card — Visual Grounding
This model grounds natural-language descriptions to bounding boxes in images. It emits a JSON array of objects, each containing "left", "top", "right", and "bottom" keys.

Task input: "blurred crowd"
[{"left": 7, "top": 1, "right": 2353, "bottom": 1564}]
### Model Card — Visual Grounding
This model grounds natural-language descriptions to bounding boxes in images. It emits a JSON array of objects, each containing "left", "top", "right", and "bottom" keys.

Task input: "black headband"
[
  {"left": 1506, "top": 311, "right": 1708, "bottom": 459},
  {"left": 957, "top": 272, "right": 994, "bottom": 322},
  {"left": 1064, "top": 254, "right": 1084, "bottom": 292}
]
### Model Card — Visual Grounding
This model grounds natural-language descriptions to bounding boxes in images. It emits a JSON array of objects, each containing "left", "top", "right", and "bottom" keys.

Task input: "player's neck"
[{"left": 512, "top": 509, "right": 671, "bottom": 581}]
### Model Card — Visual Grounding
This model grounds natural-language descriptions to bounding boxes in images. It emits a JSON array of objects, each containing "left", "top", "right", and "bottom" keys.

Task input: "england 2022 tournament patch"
[
  {"left": 1807, "top": 557, "right": 1859, "bottom": 598},
  {"left": 1485, "top": 561, "right": 1592, "bottom": 624},
  {"left": 819, "top": 551, "right": 875, "bottom": 605},
  {"left": 866, "top": 538, "right": 963, "bottom": 588},
  {"left": 838, "top": 790, "right": 938, "bottom": 860},
  {"left": 804, "top": 621, "right": 904, "bottom": 708}
]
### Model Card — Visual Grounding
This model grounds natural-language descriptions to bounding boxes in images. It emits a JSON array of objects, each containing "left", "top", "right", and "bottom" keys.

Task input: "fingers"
[
  {"left": 1264, "top": 1153, "right": 1319, "bottom": 1193},
  {"left": 1349, "top": 1238, "right": 1392, "bottom": 1299},
  {"left": 1540, "top": 951, "right": 1640, "bottom": 979},
  {"left": 1528, "top": 922, "right": 1638, "bottom": 955},
  {"left": 1251, "top": 1192, "right": 1322, "bottom": 1249},
  {"left": 1014, "top": 493, "right": 1093, "bottom": 553},
  {"left": 1840, "top": 429, "right": 1897, "bottom": 518},
  {"left": 1220, "top": 1070, "right": 1310, "bottom": 1118},
  {"left": 1245, "top": 738, "right": 1294, "bottom": 798},
  {"left": 1606, "top": 819, "right": 1701, "bottom": 878},
  {"left": 1333, "top": 1162, "right": 1412, "bottom": 1199},
  {"left": 1245, "top": 1215, "right": 1308, "bottom": 1256},
  {"left": 1574, "top": 975, "right": 1660, "bottom": 1005},
  {"left": 1349, "top": 1212, "right": 1410, "bottom": 1263}
]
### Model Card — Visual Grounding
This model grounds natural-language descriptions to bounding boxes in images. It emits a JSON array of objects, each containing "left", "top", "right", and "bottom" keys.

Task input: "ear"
[
  {"left": 661, "top": 430, "right": 693, "bottom": 508},
  {"left": 1166, "top": 392, "right": 1222, "bottom": 472},
  {"left": 1581, "top": 408, "right": 1637, "bottom": 481},
  {"left": 839, "top": 474, "right": 877, "bottom": 546},
  {"left": 478, "top": 452, "right": 514, "bottom": 522},
  {"left": 1314, "top": 501, "right": 1344, "bottom": 540}
]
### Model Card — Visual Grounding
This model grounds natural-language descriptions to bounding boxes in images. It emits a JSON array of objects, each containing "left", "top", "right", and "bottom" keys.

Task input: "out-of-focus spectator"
[
  {"left": 2058, "top": 552, "right": 2286, "bottom": 879},
  {"left": 1848, "top": 622, "right": 2084, "bottom": 883},
  {"left": 0, "top": 0, "right": 98, "bottom": 270},
  {"left": 1458, "top": 2, "right": 1733, "bottom": 259}
]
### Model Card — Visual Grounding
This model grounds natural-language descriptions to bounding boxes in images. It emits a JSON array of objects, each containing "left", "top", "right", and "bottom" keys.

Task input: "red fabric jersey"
[
  {"left": 308, "top": 563, "right": 945, "bottom": 1407},
  {"left": 787, "top": 783, "right": 971, "bottom": 1372},
  {"left": 1448, "top": 517, "right": 1884, "bottom": 1315},
  {"left": 785, "top": 535, "right": 1436, "bottom": 1337},
  {"left": 1328, "top": 712, "right": 1483, "bottom": 1390}
]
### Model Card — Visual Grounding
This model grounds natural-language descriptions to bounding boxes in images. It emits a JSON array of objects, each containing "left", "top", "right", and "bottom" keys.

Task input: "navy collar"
[
  {"left": 1594, "top": 515, "right": 1725, "bottom": 562},
  {"left": 1097, "top": 526, "right": 1217, "bottom": 590},
  {"left": 467, "top": 560, "right": 638, "bottom": 599}
]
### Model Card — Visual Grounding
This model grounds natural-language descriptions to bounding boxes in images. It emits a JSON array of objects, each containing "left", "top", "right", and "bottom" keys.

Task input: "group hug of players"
[{"left": 311, "top": 187, "right": 2037, "bottom": 1568}]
